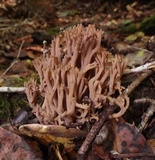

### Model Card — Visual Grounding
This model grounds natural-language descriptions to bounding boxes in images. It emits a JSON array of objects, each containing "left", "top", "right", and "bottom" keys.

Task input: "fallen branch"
[
  {"left": 76, "top": 106, "right": 115, "bottom": 160},
  {"left": 0, "top": 87, "right": 25, "bottom": 92},
  {"left": 123, "top": 70, "right": 153, "bottom": 95},
  {"left": 135, "top": 97, "right": 155, "bottom": 132},
  {"left": 131, "top": 61, "right": 155, "bottom": 73},
  {"left": 125, "top": 61, "right": 155, "bottom": 73}
]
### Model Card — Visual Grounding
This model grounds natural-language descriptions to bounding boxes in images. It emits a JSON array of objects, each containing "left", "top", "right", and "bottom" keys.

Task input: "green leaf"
[
  {"left": 122, "top": 19, "right": 132, "bottom": 25},
  {"left": 125, "top": 34, "right": 138, "bottom": 42}
]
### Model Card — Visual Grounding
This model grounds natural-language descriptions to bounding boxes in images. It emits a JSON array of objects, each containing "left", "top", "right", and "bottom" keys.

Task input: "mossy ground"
[{"left": 0, "top": 93, "right": 30, "bottom": 125}]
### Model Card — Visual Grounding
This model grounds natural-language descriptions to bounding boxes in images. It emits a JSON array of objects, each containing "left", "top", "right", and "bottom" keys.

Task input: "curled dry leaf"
[
  {"left": 89, "top": 118, "right": 153, "bottom": 159},
  {"left": 19, "top": 124, "right": 87, "bottom": 152}
]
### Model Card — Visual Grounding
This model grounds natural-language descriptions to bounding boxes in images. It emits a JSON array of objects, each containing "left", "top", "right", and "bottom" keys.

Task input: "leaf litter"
[{"left": 0, "top": 0, "right": 155, "bottom": 159}]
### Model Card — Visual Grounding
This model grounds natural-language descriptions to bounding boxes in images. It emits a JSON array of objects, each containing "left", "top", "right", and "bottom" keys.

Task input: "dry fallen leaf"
[
  {"left": 0, "top": 126, "right": 42, "bottom": 160},
  {"left": 88, "top": 118, "right": 153, "bottom": 159},
  {"left": 112, "top": 118, "right": 152, "bottom": 154},
  {"left": 19, "top": 124, "right": 87, "bottom": 152}
]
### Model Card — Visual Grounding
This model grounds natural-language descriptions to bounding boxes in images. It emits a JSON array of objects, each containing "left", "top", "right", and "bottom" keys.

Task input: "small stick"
[
  {"left": 76, "top": 106, "right": 115, "bottom": 160},
  {"left": 0, "top": 87, "right": 25, "bottom": 92},
  {"left": 129, "top": 61, "right": 155, "bottom": 73},
  {"left": 0, "top": 40, "right": 24, "bottom": 80},
  {"left": 124, "top": 61, "right": 155, "bottom": 74},
  {"left": 111, "top": 152, "right": 155, "bottom": 158},
  {"left": 123, "top": 70, "right": 153, "bottom": 96},
  {"left": 135, "top": 98, "right": 155, "bottom": 131}
]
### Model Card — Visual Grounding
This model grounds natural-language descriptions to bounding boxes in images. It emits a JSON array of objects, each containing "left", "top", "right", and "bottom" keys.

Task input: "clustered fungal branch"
[{"left": 25, "top": 24, "right": 127, "bottom": 125}]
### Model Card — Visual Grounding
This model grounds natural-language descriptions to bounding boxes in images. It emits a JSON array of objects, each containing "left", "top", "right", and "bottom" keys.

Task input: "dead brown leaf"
[
  {"left": 19, "top": 124, "right": 87, "bottom": 152},
  {"left": 88, "top": 118, "right": 153, "bottom": 159}
]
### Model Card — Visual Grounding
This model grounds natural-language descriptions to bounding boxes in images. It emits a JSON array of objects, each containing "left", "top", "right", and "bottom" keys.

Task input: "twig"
[
  {"left": 16, "top": 40, "right": 24, "bottom": 59},
  {"left": 134, "top": 98, "right": 155, "bottom": 132},
  {"left": 0, "top": 40, "right": 25, "bottom": 80},
  {"left": 0, "top": 87, "right": 25, "bottom": 92},
  {"left": 0, "top": 60, "right": 19, "bottom": 79},
  {"left": 111, "top": 152, "right": 155, "bottom": 158},
  {"left": 123, "top": 70, "right": 153, "bottom": 96},
  {"left": 129, "top": 45, "right": 153, "bottom": 55},
  {"left": 130, "top": 61, "right": 155, "bottom": 73},
  {"left": 76, "top": 106, "right": 115, "bottom": 160},
  {"left": 125, "top": 61, "right": 155, "bottom": 73}
]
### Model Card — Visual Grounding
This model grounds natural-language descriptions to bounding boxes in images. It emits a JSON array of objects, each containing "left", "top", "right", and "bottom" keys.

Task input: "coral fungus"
[{"left": 25, "top": 24, "right": 127, "bottom": 126}]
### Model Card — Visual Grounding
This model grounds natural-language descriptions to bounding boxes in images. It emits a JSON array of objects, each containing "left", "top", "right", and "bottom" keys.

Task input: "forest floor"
[{"left": 0, "top": 0, "right": 155, "bottom": 159}]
